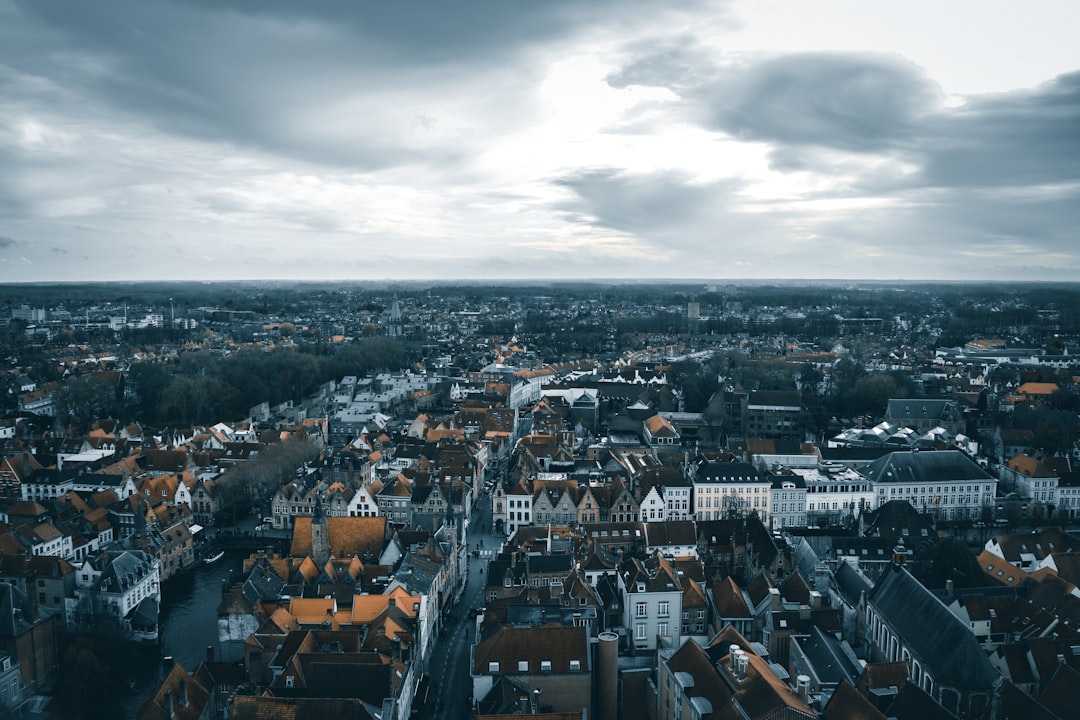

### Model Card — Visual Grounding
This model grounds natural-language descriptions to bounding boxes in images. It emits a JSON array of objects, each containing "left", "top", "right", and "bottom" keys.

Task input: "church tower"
[
  {"left": 311, "top": 498, "right": 330, "bottom": 566},
  {"left": 388, "top": 298, "right": 404, "bottom": 338}
]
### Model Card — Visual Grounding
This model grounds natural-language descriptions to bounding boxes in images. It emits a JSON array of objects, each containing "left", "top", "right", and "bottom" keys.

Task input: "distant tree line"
[{"left": 119, "top": 337, "right": 408, "bottom": 428}]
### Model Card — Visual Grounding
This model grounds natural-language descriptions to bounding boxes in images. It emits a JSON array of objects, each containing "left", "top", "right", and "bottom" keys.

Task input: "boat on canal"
[{"left": 203, "top": 550, "right": 225, "bottom": 564}]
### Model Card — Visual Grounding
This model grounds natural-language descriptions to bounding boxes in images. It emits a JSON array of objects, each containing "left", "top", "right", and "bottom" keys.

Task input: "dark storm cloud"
[
  {"left": 918, "top": 71, "right": 1080, "bottom": 188},
  {"left": 9, "top": 0, "right": 661, "bottom": 169},
  {"left": 0, "top": 235, "right": 16, "bottom": 248},
  {"left": 697, "top": 52, "right": 941, "bottom": 153}
]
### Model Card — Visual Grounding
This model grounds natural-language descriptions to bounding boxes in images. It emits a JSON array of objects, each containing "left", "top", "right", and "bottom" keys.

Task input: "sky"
[{"left": 1, "top": 0, "right": 1078, "bottom": 283}]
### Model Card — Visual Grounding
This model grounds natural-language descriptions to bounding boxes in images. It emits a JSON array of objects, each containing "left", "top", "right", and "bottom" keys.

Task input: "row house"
[
  {"left": 692, "top": 461, "right": 772, "bottom": 524},
  {"left": 532, "top": 481, "right": 581, "bottom": 527},
  {"left": 188, "top": 473, "right": 225, "bottom": 527},
  {"left": 619, "top": 553, "right": 684, "bottom": 651},
  {"left": 768, "top": 471, "right": 808, "bottom": 528},
  {"left": 788, "top": 463, "right": 873, "bottom": 526},
  {"left": 7, "top": 522, "right": 71, "bottom": 560},
  {"left": 0, "top": 452, "right": 43, "bottom": 502},
  {"left": 637, "top": 466, "right": 692, "bottom": 523},
  {"left": 271, "top": 481, "right": 319, "bottom": 529},
  {"left": 376, "top": 475, "right": 415, "bottom": 527},
  {"left": 409, "top": 483, "right": 452, "bottom": 531}
]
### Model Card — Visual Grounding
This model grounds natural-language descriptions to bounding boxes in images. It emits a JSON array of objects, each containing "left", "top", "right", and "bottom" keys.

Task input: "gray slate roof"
[
  {"left": 869, "top": 564, "right": 998, "bottom": 691},
  {"left": 859, "top": 450, "right": 993, "bottom": 484}
]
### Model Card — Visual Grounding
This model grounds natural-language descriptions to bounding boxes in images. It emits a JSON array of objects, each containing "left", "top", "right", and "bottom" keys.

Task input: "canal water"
[{"left": 125, "top": 551, "right": 245, "bottom": 716}]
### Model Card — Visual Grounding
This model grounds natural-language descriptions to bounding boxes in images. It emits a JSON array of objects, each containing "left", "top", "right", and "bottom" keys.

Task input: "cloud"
[
  {"left": 8, "top": 0, "right": 669, "bottom": 171},
  {"left": 917, "top": 71, "right": 1080, "bottom": 188},
  {"left": 0, "top": 235, "right": 16, "bottom": 248},
  {"left": 698, "top": 52, "right": 942, "bottom": 153}
]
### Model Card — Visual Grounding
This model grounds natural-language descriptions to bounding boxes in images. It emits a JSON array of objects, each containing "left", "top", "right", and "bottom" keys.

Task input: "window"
[
  {"left": 489, "top": 661, "right": 500, "bottom": 673},
  {"left": 636, "top": 602, "right": 647, "bottom": 618},
  {"left": 635, "top": 623, "right": 647, "bottom": 640},
  {"left": 518, "top": 660, "right": 529, "bottom": 672},
  {"left": 658, "top": 601, "right": 670, "bottom": 618},
  {"left": 570, "top": 659, "right": 581, "bottom": 671},
  {"left": 541, "top": 660, "right": 552, "bottom": 672}
]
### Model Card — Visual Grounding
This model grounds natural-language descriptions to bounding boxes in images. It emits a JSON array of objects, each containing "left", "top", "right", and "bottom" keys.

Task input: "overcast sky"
[{"left": 2, "top": 1, "right": 1078, "bottom": 283}]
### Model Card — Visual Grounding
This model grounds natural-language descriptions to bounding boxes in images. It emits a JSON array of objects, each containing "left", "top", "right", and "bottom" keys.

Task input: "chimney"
[
  {"left": 519, "top": 695, "right": 530, "bottom": 714},
  {"left": 178, "top": 678, "right": 188, "bottom": 707},
  {"left": 769, "top": 587, "right": 781, "bottom": 610},
  {"left": 388, "top": 596, "right": 396, "bottom": 609},
  {"left": 796, "top": 674, "right": 811, "bottom": 701},
  {"left": 206, "top": 645, "right": 215, "bottom": 663},
  {"left": 945, "top": 578, "right": 954, "bottom": 597},
  {"left": 729, "top": 644, "right": 739, "bottom": 672},
  {"left": 162, "top": 691, "right": 173, "bottom": 720},
  {"left": 891, "top": 538, "right": 909, "bottom": 568},
  {"left": 531, "top": 688, "right": 542, "bottom": 714}
]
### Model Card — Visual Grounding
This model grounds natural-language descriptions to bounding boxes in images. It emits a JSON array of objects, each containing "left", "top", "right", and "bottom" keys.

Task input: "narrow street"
[{"left": 418, "top": 488, "right": 501, "bottom": 719}]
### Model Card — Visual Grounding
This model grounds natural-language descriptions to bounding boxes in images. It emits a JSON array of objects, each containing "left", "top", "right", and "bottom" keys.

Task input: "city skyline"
[{"left": 1, "top": 0, "right": 1078, "bottom": 283}]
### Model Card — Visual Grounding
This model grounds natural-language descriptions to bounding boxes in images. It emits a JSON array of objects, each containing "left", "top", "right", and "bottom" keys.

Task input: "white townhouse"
[
  {"left": 639, "top": 486, "right": 667, "bottom": 523},
  {"left": 788, "top": 463, "right": 875, "bottom": 526},
  {"left": 664, "top": 482, "right": 693, "bottom": 521},
  {"left": 768, "top": 473, "right": 807, "bottom": 529},
  {"left": 503, "top": 480, "right": 534, "bottom": 536},
  {"left": 619, "top": 553, "right": 684, "bottom": 652},
  {"left": 860, "top": 450, "right": 997, "bottom": 521},
  {"left": 346, "top": 483, "right": 381, "bottom": 517},
  {"left": 692, "top": 462, "right": 772, "bottom": 524}
]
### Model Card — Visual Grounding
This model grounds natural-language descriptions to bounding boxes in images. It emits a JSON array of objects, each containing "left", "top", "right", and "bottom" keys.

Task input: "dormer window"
[
  {"left": 518, "top": 660, "right": 529, "bottom": 672},
  {"left": 489, "top": 661, "right": 500, "bottom": 673},
  {"left": 541, "top": 660, "right": 552, "bottom": 672},
  {"left": 570, "top": 659, "right": 581, "bottom": 671}
]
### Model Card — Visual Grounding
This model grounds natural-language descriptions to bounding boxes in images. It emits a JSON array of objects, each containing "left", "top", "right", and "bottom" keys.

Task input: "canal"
[{"left": 126, "top": 551, "right": 245, "bottom": 716}]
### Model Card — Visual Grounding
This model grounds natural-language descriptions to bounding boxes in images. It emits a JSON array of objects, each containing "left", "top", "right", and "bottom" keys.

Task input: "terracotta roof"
[
  {"left": 712, "top": 577, "right": 752, "bottom": 619},
  {"left": 290, "top": 516, "right": 386, "bottom": 560},
  {"left": 135, "top": 662, "right": 210, "bottom": 720},
  {"left": 230, "top": 696, "right": 376, "bottom": 719}
]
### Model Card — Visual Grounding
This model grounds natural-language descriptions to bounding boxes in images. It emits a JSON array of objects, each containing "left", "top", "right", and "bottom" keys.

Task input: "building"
[
  {"left": 860, "top": 450, "right": 997, "bottom": 521},
  {"left": 72, "top": 549, "right": 161, "bottom": 643},
  {"left": 745, "top": 390, "right": 803, "bottom": 441},
  {"left": 693, "top": 462, "right": 772, "bottom": 524},
  {"left": 471, "top": 625, "right": 592, "bottom": 715},
  {"left": 768, "top": 471, "right": 808, "bottom": 529},
  {"left": 619, "top": 553, "right": 683, "bottom": 651},
  {"left": 790, "top": 463, "right": 874, "bottom": 527},
  {"left": 885, "top": 399, "right": 965, "bottom": 436},
  {"left": 863, "top": 548, "right": 999, "bottom": 719}
]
